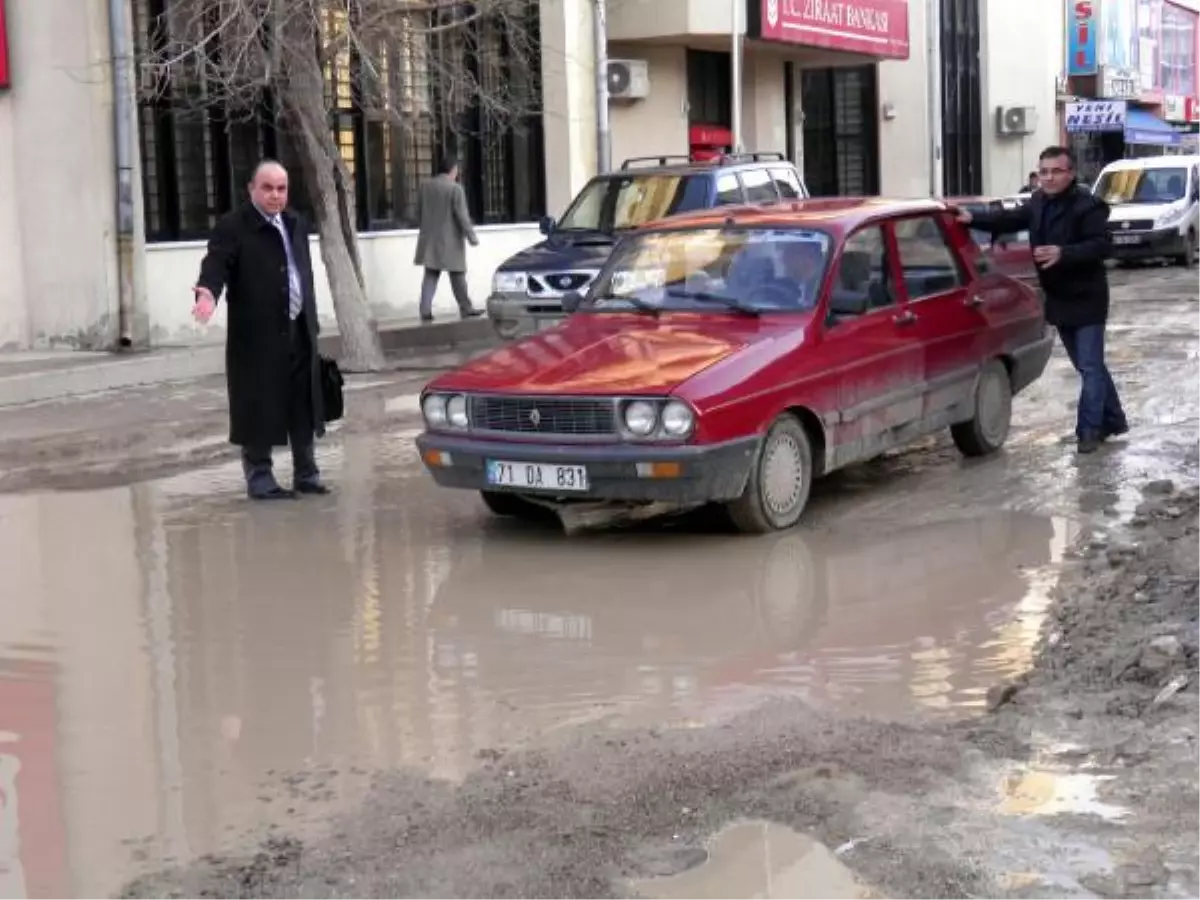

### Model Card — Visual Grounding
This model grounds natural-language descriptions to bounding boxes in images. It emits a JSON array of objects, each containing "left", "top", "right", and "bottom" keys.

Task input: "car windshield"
[
  {"left": 556, "top": 174, "right": 711, "bottom": 233},
  {"left": 588, "top": 226, "right": 833, "bottom": 315},
  {"left": 1094, "top": 167, "right": 1188, "bottom": 204}
]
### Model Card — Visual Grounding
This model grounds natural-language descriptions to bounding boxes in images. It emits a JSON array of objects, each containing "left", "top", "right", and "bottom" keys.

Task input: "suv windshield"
[
  {"left": 557, "top": 174, "right": 711, "bottom": 233},
  {"left": 1095, "top": 167, "right": 1188, "bottom": 204},
  {"left": 589, "top": 227, "right": 833, "bottom": 314}
]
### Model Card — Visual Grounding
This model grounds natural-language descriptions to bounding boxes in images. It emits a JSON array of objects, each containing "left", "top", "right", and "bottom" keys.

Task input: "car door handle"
[
  {"left": 965, "top": 294, "right": 986, "bottom": 308},
  {"left": 893, "top": 310, "right": 917, "bottom": 326}
]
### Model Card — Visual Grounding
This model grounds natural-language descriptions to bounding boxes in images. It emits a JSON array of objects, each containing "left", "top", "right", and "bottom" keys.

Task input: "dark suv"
[{"left": 487, "top": 152, "right": 809, "bottom": 338}]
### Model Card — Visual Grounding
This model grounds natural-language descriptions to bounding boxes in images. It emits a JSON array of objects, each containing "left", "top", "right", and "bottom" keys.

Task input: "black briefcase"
[{"left": 319, "top": 355, "right": 345, "bottom": 423}]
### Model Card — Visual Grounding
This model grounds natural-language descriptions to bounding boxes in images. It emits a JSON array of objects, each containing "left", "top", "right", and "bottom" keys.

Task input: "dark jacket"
[
  {"left": 196, "top": 203, "right": 325, "bottom": 448},
  {"left": 970, "top": 185, "right": 1112, "bottom": 327}
]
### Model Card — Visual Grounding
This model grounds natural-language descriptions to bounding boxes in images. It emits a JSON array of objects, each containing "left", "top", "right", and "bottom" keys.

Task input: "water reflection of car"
[
  {"left": 425, "top": 513, "right": 1055, "bottom": 708},
  {"left": 486, "top": 153, "right": 809, "bottom": 339},
  {"left": 1092, "top": 155, "right": 1200, "bottom": 266},
  {"left": 418, "top": 198, "right": 1053, "bottom": 534}
]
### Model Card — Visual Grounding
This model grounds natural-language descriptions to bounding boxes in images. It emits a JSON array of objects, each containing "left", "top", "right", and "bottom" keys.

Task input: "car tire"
[
  {"left": 492, "top": 318, "right": 522, "bottom": 341},
  {"left": 725, "top": 415, "right": 814, "bottom": 534},
  {"left": 1176, "top": 228, "right": 1197, "bottom": 268},
  {"left": 480, "top": 490, "right": 537, "bottom": 518},
  {"left": 951, "top": 360, "right": 1013, "bottom": 458}
]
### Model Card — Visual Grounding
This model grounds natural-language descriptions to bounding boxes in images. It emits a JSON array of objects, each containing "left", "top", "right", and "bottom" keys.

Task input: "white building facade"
[{"left": 0, "top": 0, "right": 1066, "bottom": 352}]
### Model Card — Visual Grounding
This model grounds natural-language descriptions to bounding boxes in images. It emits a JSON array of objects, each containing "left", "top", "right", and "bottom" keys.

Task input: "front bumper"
[
  {"left": 416, "top": 432, "right": 758, "bottom": 504},
  {"left": 486, "top": 293, "right": 568, "bottom": 338},
  {"left": 1108, "top": 226, "right": 1188, "bottom": 259}
]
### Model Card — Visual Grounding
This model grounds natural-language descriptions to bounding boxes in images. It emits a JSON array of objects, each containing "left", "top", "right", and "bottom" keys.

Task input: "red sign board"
[
  {"left": 755, "top": 0, "right": 910, "bottom": 60},
  {"left": 0, "top": 0, "right": 9, "bottom": 90}
]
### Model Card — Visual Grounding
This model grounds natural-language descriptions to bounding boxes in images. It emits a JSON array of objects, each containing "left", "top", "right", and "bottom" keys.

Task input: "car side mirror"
[
  {"left": 539, "top": 215, "right": 556, "bottom": 236},
  {"left": 562, "top": 291, "right": 584, "bottom": 314}
]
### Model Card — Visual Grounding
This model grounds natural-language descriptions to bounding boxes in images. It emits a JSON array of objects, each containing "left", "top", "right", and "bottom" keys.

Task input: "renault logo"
[{"left": 529, "top": 408, "right": 542, "bottom": 427}]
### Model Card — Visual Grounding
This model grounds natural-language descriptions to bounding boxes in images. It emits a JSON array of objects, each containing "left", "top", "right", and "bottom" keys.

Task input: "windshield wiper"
[
  {"left": 666, "top": 289, "right": 761, "bottom": 316},
  {"left": 592, "top": 294, "right": 660, "bottom": 315}
]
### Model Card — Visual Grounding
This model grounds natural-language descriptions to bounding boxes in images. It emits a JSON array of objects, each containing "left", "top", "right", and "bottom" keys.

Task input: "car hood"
[
  {"left": 430, "top": 314, "right": 801, "bottom": 395},
  {"left": 1109, "top": 201, "right": 1183, "bottom": 223},
  {"left": 497, "top": 232, "right": 617, "bottom": 273}
]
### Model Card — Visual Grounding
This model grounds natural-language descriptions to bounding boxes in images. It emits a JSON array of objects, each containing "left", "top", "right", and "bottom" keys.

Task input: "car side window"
[
  {"left": 715, "top": 173, "right": 743, "bottom": 206},
  {"left": 769, "top": 168, "right": 803, "bottom": 199},
  {"left": 828, "top": 225, "right": 893, "bottom": 321},
  {"left": 893, "top": 216, "right": 966, "bottom": 300},
  {"left": 740, "top": 168, "right": 780, "bottom": 203}
]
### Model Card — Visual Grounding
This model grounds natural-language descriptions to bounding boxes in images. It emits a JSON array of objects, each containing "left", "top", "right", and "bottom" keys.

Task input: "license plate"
[
  {"left": 1113, "top": 234, "right": 1141, "bottom": 245},
  {"left": 486, "top": 460, "right": 589, "bottom": 492}
]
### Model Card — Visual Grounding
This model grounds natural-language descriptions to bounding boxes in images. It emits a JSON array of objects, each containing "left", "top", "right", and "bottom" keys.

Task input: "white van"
[{"left": 1092, "top": 155, "right": 1199, "bottom": 267}]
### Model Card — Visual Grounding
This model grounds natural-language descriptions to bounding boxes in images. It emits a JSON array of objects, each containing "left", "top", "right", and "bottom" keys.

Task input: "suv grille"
[
  {"left": 1109, "top": 219, "right": 1155, "bottom": 232},
  {"left": 469, "top": 396, "right": 616, "bottom": 436},
  {"left": 529, "top": 273, "right": 592, "bottom": 294}
]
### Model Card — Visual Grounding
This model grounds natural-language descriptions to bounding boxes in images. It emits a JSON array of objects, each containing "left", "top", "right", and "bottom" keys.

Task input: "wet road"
[{"left": 0, "top": 268, "right": 1196, "bottom": 898}]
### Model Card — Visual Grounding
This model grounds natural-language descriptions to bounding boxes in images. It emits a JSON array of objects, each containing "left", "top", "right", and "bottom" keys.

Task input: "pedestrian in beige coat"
[{"left": 414, "top": 156, "right": 482, "bottom": 322}]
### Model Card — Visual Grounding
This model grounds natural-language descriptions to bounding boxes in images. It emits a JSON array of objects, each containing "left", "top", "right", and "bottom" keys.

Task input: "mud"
[{"left": 0, "top": 268, "right": 1196, "bottom": 898}]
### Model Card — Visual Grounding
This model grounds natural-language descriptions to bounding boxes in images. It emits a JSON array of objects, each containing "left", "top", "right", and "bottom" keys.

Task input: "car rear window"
[
  {"left": 769, "top": 168, "right": 804, "bottom": 199},
  {"left": 740, "top": 168, "right": 780, "bottom": 203}
]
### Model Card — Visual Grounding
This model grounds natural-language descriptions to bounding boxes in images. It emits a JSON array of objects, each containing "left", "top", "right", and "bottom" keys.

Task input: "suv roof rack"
[
  {"left": 619, "top": 155, "right": 694, "bottom": 170},
  {"left": 718, "top": 151, "right": 787, "bottom": 164}
]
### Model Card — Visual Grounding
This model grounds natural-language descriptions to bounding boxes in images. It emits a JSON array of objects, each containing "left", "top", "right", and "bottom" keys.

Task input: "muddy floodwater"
[{"left": 0, "top": 268, "right": 1196, "bottom": 897}]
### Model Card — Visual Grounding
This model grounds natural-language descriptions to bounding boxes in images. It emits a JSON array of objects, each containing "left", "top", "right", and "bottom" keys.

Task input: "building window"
[
  {"left": 687, "top": 50, "right": 732, "bottom": 129},
  {"left": 1161, "top": 3, "right": 1198, "bottom": 96},
  {"left": 800, "top": 66, "right": 880, "bottom": 197},
  {"left": 133, "top": 0, "right": 544, "bottom": 242},
  {"left": 941, "top": 0, "right": 983, "bottom": 196}
]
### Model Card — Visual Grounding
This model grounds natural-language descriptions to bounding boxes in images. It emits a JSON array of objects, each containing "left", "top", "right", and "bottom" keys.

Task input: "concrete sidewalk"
[{"left": 0, "top": 315, "right": 494, "bottom": 408}]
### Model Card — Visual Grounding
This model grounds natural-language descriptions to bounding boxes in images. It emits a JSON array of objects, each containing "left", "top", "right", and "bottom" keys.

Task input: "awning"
[{"left": 1125, "top": 109, "right": 1182, "bottom": 147}]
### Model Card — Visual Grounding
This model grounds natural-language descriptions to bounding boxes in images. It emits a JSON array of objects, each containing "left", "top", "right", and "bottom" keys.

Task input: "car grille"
[
  {"left": 529, "top": 272, "right": 593, "bottom": 294},
  {"left": 469, "top": 396, "right": 616, "bottom": 436},
  {"left": 1109, "top": 219, "right": 1155, "bottom": 232}
]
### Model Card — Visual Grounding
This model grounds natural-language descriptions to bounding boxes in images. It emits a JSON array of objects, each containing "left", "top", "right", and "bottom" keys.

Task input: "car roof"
[
  {"left": 1101, "top": 155, "right": 1199, "bottom": 171},
  {"left": 597, "top": 155, "right": 797, "bottom": 179},
  {"left": 635, "top": 197, "right": 948, "bottom": 235}
]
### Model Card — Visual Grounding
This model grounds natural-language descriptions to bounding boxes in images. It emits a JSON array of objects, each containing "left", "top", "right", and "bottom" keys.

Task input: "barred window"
[{"left": 134, "top": 0, "right": 544, "bottom": 242}]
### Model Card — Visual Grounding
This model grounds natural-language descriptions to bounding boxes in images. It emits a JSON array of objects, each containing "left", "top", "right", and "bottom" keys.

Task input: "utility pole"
[
  {"left": 731, "top": 0, "right": 743, "bottom": 153},
  {"left": 594, "top": 0, "right": 611, "bottom": 172},
  {"left": 926, "top": 0, "right": 944, "bottom": 196}
]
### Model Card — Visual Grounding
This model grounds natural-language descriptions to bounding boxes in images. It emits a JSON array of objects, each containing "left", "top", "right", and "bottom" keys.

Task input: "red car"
[{"left": 416, "top": 198, "right": 1053, "bottom": 533}]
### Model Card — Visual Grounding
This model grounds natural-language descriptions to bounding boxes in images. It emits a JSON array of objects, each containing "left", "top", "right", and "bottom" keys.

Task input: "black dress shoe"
[
  {"left": 249, "top": 485, "right": 296, "bottom": 500},
  {"left": 461, "top": 308, "right": 484, "bottom": 319},
  {"left": 420, "top": 315, "right": 435, "bottom": 324},
  {"left": 294, "top": 481, "right": 330, "bottom": 496},
  {"left": 1103, "top": 422, "right": 1130, "bottom": 440},
  {"left": 1078, "top": 438, "right": 1103, "bottom": 455}
]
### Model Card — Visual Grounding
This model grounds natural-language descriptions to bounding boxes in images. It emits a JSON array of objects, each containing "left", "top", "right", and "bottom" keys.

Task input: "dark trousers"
[
  {"left": 419, "top": 268, "right": 473, "bottom": 319},
  {"left": 242, "top": 315, "right": 319, "bottom": 490},
  {"left": 1058, "top": 323, "right": 1127, "bottom": 440}
]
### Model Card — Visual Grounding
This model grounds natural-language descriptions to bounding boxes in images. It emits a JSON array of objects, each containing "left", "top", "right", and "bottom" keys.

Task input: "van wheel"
[
  {"left": 952, "top": 360, "right": 1012, "bottom": 457},
  {"left": 1176, "top": 228, "right": 1197, "bottom": 268},
  {"left": 725, "top": 415, "right": 813, "bottom": 534}
]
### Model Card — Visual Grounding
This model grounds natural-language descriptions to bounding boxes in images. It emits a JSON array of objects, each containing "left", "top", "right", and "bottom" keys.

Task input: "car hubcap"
[
  {"left": 979, "top": 372, "right": 1011, "bottom": 445},
  {"left": 762, "top": 433, "right": 805, "bottom": 517}
]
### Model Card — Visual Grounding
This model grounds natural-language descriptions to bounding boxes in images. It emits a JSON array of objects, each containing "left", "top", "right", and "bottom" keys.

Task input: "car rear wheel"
[
  {"left": 480, "top": 491, "right": 538, "bottom": 518},
  {"left": 725, "top": 415, "right": 814, "bottom": 534},
  {"left": 951, "top": 360, "right": 1013, "bottom": 457}
]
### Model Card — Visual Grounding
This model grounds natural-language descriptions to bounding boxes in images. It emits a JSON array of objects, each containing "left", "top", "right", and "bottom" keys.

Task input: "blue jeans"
[{"left": 1057, "top": 324, "right": 1127, "bottom": 441}]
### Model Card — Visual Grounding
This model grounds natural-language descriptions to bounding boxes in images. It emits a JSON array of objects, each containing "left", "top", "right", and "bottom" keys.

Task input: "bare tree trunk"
[{"left": 282, "top": 48, "right": 386, "bottom": 373}]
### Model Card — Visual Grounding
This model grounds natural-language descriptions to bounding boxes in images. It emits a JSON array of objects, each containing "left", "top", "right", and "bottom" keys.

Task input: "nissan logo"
[{"left": 556, "top": 276, "right": 573, "bottom": 289}]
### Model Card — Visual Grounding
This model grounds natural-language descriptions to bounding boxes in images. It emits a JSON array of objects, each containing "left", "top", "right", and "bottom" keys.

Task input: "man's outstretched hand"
[{"left": 193, "top": 287, "right": 217, "bottom": 324}]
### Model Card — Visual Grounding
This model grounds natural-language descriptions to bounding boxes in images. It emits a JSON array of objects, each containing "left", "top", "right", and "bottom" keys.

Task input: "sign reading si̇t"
[
  {"left": 0, "top": 0, "right": 10, "bottom": 90},
  {"left": 755, "top": 0, "right": 910, "bottom": 60}
]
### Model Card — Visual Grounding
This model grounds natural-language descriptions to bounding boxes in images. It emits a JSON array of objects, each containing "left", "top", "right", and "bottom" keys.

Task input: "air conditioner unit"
[
  {"left": 607, "top": 60, "right": 650, "bottom": 101},
  {"left": 996, "top": 105, "right": 1038, "bottom": 136}
]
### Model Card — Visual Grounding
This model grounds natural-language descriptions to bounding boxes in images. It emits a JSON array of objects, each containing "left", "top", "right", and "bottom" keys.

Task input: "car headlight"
[
  {"left": 660, "top": 401, "right": 695, "bottom": 437},
  {"left": 493, "top": 271, "right": 528, "bottom": 294},
  {"left": 422, "top": 394, "right": 448, "bottom": 427},
  {"left": 1157, "top": 206, "right": 1187, "bottom": 227},
  {"left": 623, "top": 400, "right": 658, "bottom": 436},
  {"left": 446, "top": 395, "right": 469, "bottom": 428}
]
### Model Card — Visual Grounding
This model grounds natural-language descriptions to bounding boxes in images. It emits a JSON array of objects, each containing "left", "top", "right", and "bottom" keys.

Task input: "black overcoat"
[{"left": 196, "top": 203, "right": 325, "bottom": 448}]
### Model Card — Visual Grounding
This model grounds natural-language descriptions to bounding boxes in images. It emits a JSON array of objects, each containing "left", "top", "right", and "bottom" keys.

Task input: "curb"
[{"left": 0, "top": 318, "right": 496, "bottom": 408}]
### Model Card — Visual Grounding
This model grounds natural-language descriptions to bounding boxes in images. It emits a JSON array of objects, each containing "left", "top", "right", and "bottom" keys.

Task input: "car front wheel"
[
  {"left": 725, "top": 415, "right": 814, "bottom": 534},
  {"left": 951, "top": 360, "right": 1013, "bottom": 457},
  {"left": 1176, "top": 228, "right": 1197, "bottom": 268}
]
